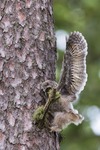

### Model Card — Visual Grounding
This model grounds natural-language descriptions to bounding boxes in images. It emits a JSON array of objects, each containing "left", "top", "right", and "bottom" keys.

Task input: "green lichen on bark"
[
  {"left": 33, "top": 88, "right": 61, "bottom": 126},
  {"left": 33, "top": 106, "right": 45, "bottom": 122}
]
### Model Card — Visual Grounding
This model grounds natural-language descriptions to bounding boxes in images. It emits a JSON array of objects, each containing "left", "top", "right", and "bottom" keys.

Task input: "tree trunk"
[{"left": 0, "top": 0, "right": 59, "bottom": 149}]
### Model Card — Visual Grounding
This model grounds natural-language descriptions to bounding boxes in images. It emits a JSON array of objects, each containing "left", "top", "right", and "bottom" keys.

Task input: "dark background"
[{"left": 54, "top": 0, "right": 100, "bottom": 150}]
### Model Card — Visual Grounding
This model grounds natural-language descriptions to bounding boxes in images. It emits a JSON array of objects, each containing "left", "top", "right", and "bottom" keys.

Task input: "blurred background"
[{"left": 53, "top": 0, "right": 100, "bottom": 150}]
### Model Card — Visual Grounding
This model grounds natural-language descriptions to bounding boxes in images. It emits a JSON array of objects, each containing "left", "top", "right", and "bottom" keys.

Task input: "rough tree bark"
[{"left": 0, "top": 0, "right": 59, "bottom": 149}]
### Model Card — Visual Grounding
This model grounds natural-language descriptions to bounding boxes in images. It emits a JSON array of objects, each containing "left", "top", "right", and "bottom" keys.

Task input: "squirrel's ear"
[{"left": 57, "top": 31, "right": 88, "bottom": 97}]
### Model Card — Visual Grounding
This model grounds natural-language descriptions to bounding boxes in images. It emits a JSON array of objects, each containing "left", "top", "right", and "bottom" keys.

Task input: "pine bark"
[{"left": 0, "top": 0, "right": 59, "bottom": 149}]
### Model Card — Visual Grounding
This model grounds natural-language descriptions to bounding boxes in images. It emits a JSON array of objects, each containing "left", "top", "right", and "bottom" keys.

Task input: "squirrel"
[{"left": 34, "top": 31, "right": 88, "bottom": 132}]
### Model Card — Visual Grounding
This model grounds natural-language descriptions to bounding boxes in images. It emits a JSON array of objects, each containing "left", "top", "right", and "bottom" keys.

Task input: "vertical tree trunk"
[{"left": 0, "top": 0, "right": 59, "bottom": 149}]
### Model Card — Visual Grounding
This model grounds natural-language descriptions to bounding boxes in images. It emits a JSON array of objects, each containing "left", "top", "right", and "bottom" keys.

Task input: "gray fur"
[{"left": 57, "top": 31, "right": 88, "bottom": 96}]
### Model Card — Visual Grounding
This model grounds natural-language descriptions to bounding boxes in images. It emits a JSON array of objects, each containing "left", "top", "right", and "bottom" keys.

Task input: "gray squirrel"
[{"left": 35, "top": 31, "right": 88, "bottom": 132}]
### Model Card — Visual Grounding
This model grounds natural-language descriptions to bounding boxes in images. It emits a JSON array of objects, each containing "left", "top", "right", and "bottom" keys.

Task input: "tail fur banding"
[{"left": 58, "top": 31, "right": 88, "bottom": 96}]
